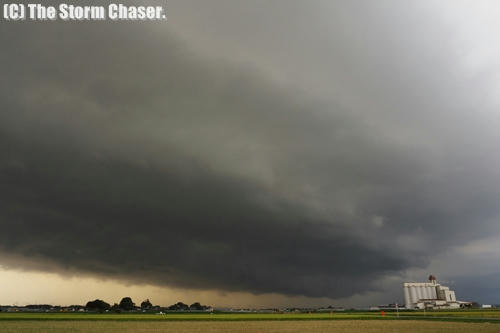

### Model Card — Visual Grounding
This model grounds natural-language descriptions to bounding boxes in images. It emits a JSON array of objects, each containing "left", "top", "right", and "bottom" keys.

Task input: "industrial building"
[{"left": 403, "top": 275, "right": 470, "bottom": 309}]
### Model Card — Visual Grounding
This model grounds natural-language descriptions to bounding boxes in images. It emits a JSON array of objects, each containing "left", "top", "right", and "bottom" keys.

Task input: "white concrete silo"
[
  {"left": 410, "top": 286, "right": 417, "bottom": 305},
  {"left": 404, "top": 285, "right": 411, "bottom": 307}
]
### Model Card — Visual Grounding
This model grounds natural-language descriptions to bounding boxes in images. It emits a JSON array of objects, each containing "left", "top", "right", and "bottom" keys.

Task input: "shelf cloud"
[{"left": 1, "top": 1, "right": 500, "bottom": 301}]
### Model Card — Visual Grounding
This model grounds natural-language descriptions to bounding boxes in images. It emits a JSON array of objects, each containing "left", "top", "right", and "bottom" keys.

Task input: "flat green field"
[{"left": 1, "top": 309, "right": 500, "bottom": 322}]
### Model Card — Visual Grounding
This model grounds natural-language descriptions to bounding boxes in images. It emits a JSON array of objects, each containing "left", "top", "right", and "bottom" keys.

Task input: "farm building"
[{"left": 403, "top": 275, "right": 471, "bottom": 309}]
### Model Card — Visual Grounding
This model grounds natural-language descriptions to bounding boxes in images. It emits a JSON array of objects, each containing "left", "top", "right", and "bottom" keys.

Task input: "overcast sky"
[{"left": 1, "top": 0, "right": 500, "bottom": 307}]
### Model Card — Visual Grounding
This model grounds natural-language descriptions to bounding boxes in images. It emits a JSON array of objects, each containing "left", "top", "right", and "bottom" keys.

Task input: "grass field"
[
  {"left": 0, "top": 320, "right": 499, "bottom": 333},
  {"left": 1, "top": 310, "right": 499, "bottom": 332},
  {"left": 1, "top": 309, "right": 500, "bottom": 322}
]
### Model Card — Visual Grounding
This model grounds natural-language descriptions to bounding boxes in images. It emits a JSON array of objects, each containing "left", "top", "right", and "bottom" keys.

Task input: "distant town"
[{"left": 0, "top": 297, "right": 497, "bottom": 314}]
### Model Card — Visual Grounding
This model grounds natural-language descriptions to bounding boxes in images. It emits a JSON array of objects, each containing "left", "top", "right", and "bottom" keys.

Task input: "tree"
[
  {"left": 168, "top": 302, "right": 189, "bottom": 311},
  {"left": 110, "top": 303, "right": 121, "bottom": 313},
  {"left": 141, "top": 299, "right": 152, "bottom": 310},
  {"left": 189, "top": 302, "right": 202, "bottom": 310},
  {"left": 85, "top": 299, "right": 110, "bottom": 312},
  {"left": 119, "top": 297, "right": 136, "bottom": 311},
  {"left": 189, "top": 302, "right": 210, "bottom": 311}
]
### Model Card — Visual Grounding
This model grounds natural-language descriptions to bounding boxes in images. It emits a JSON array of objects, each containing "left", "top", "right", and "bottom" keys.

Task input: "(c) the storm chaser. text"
[{"left": 2, "top": 3, "right": 167, "bottom": 21}]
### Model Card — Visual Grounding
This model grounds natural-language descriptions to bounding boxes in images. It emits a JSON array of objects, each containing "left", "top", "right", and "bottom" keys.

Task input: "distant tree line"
[
  {"left": 167, "top": 301, "right": 210, "bottom": 311},
  {"left": 84, "top": 297, "right": 211, "bottom": 312}
]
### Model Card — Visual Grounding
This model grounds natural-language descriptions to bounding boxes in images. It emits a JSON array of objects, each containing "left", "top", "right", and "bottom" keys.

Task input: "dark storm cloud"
[{"left": 1, "top": 1, "right": 500, "bottom": 299}]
